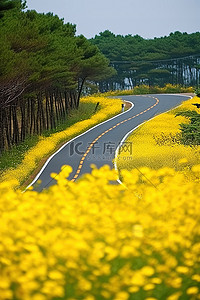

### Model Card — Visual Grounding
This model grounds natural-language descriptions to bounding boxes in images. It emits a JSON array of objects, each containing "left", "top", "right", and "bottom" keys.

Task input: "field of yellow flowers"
[
  {"left": 0, "top": 164, "right": 200, "bottom": 300},
  {"left": 1, "top": 96, "right": 122, "bottom": 189},
  {"left": 117, "top": 96, "right": 200, "bottom": 181},
  {"left": 100, "top": 84, "right": 194, "bottom": 97},
  {"left": 1, "top": 93, "right": 200, "bottom": 300}
]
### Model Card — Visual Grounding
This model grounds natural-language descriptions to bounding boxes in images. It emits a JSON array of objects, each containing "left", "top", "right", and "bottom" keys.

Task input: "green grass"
[
  {"left": 176, "top": 110, "right": 200, "bottom": 145},
  {"left": 0, "top": 102, "right": 97, "bottom": 175}
]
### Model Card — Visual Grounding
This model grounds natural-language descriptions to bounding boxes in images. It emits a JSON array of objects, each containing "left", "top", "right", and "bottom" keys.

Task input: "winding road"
[{"left": 28, "top": 94, "right": 191, "bottom": 192}]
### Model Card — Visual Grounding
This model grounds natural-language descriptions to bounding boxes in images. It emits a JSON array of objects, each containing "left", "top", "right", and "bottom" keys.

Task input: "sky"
[{"left": 26, "top": 0, "right": 200, "bottom": 39}]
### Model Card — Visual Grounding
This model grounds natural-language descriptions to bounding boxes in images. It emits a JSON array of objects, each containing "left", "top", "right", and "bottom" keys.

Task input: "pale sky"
[{"left": 26, "top": 0, "right": 200, "bottom": 38}]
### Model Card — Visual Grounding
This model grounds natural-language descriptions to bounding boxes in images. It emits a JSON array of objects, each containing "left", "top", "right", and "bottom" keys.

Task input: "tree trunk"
[{"left": 77, "top": 77, "right": 86, "bottom": 108}]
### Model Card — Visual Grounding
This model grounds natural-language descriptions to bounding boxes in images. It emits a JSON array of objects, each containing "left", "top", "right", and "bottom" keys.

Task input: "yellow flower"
[
  {"left": 130, "top": 273, "right": 145, "bottom": 286},
  {"left": 132, "top": 224, "right": 144, "bottom": 238},
  {"left": 176, "top": 266, "right": 189, "bottom": 274},
  {"left": 167, "top": 292, "right": 182, "bottom": 300},
  {"left": 186, "top": 286, "right": 199, "bottom": 295},
  {"left": 32, "top": 294, "right": 46, "bottom": 300},
  {"left": 78, "top": 279, "right": 92, "bottom": 291},
  {"left": 0, "top": 280, "right": 10, "bottom": 289},
  {"left": 140, "top": 266, "right": 155, "bottom": 277},
  {"left": 0, "top": 164, "right": 199, "bottom": 299},
  {"left": 143, "top": 284, "right": 155, "bottom": 291},
  {"left": 114, "top": 291, "right": 129, "bottom": 300},
  {"left": 192, "top": 274, "right": 200, "bottom": 282},
  {"left": 84, "top": 296, "right": 95, "bottom": 300},
  {"left": 151, "top": 278, "right": 162, "bottom": 284},
  {"left": 117, "top": 96, "right": 200, "bottom": 185},
  {"left": 48, "top": 270, "right": 63, "bottom": 280},
  {"left": 128, "top": 286, "right": 139, "bottom": 293},
  {"left": 0, "top": 290, "right": 13, "bottom": 299},
  {"left": 168, "top": 277, "right": 182, "bottom": 289},
  {"left": 178, "top": 158, "right": 188, "bottom": 164}
]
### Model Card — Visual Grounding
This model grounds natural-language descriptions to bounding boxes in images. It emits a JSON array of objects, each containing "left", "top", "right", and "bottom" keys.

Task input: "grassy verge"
[
  {"left": 116, "top": 96, "right": 200, "bottom": 183},
  {"left": 0, "top": 96, "right": 122, "bottom": 189},
  {"left": 0, "top": 102, "right": 96, "bottom": 174}
]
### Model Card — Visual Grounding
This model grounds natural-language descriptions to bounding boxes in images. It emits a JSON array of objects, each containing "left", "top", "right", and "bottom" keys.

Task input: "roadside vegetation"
[
  {"left": 117, "top": 96, "right": 200, "bottom": 183},
  {"left": 0, "top": 96, "right": 122, "bottom": 189},
  {"left": 176, "top": 110, "right": 200, "bottom": 146},
  {"left": 0, "top": 101, "right": 97, "bottom": 174},
  {"left": 0, "top": 1, "right": 115, "bottom": 153},
  {"left": 0, "top": 164, "right": 200, "bottom": 300},
  {"left": 97, "top": 83, "right": 194, "bottom": 97}
]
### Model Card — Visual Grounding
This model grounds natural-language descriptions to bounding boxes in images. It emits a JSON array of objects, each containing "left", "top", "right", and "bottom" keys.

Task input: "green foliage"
[
  {"left": 0, "top": 8, "right": 114, "bottom": 94},
  {"left": 0, "top": 6, "right": 115, "bottom": 152},
  {"left": 92, "top": 30, "right": 200, "bottom": 62},
  {"left": 195, "top": 87, "right": 200, "bottom": 97},
  {"left": 0, "top": 0, "right": 21, "bottom": 18},
  {"left": 91, "top": 30, "right": 200, "bottom": 91},
  {"left": 0, "top": 135, "right": 39, "bottom": 173},
  {"left": 176, "top": 110, "right": 200, "bottom": 145},
  {"left": 76, "top": 35, "right": 116, "bottom": 81}
]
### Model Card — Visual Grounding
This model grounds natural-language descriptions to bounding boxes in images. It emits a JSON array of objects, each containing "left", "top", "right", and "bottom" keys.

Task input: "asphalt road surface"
[{"left": 28, "top": 94, "right": 191, "bottom": 192}]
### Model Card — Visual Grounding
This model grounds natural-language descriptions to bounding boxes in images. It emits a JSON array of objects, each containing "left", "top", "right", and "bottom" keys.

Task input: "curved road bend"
[{"left": 29, "top": 94, "right": 191, "bottom": 192}]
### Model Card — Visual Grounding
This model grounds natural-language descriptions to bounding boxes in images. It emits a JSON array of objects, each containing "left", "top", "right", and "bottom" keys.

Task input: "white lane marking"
[
  {"left": 114, "top": 94, "right": 193, "bottom": 185},
  {"left": 25, "top": 100, "right": 134, "bottom": 190}
]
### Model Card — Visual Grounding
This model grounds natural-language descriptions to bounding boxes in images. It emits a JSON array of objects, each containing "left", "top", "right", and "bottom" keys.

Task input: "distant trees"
[
  {"left": 0, "top": 2, "right": 115, "bottom": 152},
  {"left": 0, "top": 0, "right": 20, "bottom": 18},
  {"left": 91, "top": 30, "right": 200, "bottom": 91},
  {"left": 1, "top": 3, "right": 199, "bottom": 153}
]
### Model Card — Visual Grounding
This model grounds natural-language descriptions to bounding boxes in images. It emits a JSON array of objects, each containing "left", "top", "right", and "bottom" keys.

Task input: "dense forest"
[
  {"left": 0, "top": 0, "right": 115, "bottom": 152},
  {"left": 91, "top": 30, "right": 200, "bottom": 91}
]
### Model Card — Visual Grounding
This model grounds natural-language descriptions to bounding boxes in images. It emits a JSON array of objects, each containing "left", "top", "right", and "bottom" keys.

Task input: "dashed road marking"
[{"left": 71, "top": 95, "right": 159, "bottom": 182}]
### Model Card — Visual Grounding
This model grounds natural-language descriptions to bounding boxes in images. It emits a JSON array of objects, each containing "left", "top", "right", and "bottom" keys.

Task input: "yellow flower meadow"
[
  {"left": 98, "top": 84, "right": 194, "bottom": 97},
  {"left": 117, "top": 96, "right": 200, "bottom": 181},
  {"left": 1, "top": 96, "right": 122, "bottom": 189},
  {"left": 0, "top": 165, "right": 200, "bottom": 299}
]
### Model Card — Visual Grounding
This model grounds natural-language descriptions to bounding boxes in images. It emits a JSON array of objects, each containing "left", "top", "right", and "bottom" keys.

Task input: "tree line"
[
  {"left": 1, "top": 1, "right": 200, "bottom": 152},
  {"left": 91, "top": 30, "right": 200, "bottom": 91},
  {"left": 0, "top": 0, "right": 115, "bottom": 152}
]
